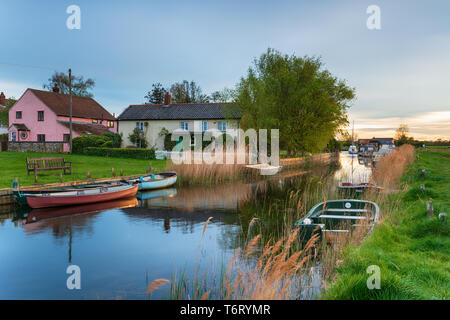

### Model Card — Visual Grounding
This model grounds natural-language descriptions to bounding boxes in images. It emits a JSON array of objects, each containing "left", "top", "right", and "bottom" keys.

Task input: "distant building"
[
  {"left": 8, "top": 88, "right": 117, "bottom": 152},
  {"left": 117, "top": 93, "right": 241, "bottom": 150},
  {"left": 369, "top": 137, "right": 394, "bottom": 149}
]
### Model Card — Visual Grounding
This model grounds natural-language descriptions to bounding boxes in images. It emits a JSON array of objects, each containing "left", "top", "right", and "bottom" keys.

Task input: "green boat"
[{"left": 294, "top": 200, "right": 380, "bottom": 242}]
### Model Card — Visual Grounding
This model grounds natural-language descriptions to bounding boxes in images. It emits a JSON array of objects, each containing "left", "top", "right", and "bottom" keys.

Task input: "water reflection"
[
  {"left": 334, "top": 152, "right": 374, "bottom": 184},
  {"left": 0, "top": 153, "right": 362, "bottom": 299}
]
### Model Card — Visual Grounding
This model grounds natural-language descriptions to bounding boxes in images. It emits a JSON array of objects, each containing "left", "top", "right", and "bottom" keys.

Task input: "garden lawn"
[
  {"left": 0, "top": 152, "right": 166, "bottom": 188},
  {"left": 324, "top": 150, "right": 449, "bottom": 299}
]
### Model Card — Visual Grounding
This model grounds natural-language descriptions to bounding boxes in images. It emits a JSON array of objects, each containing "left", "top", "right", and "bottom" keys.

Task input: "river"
[{"left": 0, "top": 152, "right": 373, "bottom": 299}]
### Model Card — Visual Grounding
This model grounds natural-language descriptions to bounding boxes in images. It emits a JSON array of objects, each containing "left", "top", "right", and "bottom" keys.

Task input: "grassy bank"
[
  {"left": 324, "top": 149, "right": 449, "bottom": 299},
  {"left": 0, "top": 152, "right": 166, "bottom": 188}
]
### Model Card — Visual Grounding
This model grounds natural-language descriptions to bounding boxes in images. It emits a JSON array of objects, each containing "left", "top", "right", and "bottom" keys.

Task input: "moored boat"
[
  {"left": 338, "top": 182, "right": 382, "bottom": 194},
  {"left": 294, "top": 200, "right": 380, "bottom": 242},
  {"left": 25, "top": 183, "right": 138, "bottom": 209},
  {"left": 128, "top": 171, "right": 177, "bottom": 190}
]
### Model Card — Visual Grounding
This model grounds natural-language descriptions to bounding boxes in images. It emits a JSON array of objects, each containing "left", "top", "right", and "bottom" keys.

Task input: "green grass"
[
  {"left": 323, "top": 150, "right": 450, "bottom": 299},
  {"left": 0, "top": 151, "right": 166, "bottom": 188}
]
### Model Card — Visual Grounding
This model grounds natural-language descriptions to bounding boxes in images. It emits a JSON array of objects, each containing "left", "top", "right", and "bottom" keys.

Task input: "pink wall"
[{"left": 8, "top": 89, "right": 116, "bottom": 146}]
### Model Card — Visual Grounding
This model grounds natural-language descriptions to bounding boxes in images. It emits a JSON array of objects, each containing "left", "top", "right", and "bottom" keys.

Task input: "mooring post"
[
  {"left": 86, "top": 171, "right": 91, "bottom": 180},
  {"left": 111, "top": 168, "right": 116, "bottom": 177},
  {"left": 147, "top": 160, "right": 152, "bottom": 174},
  {"left": 59, "top": 173, "right": 63, "bottom": 183},
  {"left": 421, "top": 169, "right": 426, "bottom": 177},
  {"left": 427, "top": 201, "right": 434, "bottom": 217},
  {"left": 420, "top": 184, "right": 425, "bottom": 192},
  {"left": 120, "top": 169, "right": 123, "bottom": 176}
]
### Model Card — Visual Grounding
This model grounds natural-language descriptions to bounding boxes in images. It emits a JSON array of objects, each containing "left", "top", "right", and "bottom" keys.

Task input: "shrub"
[
  {"left": 83, "top": 147, "right": 156, "bottom": 159},
  {"left": 72, "top": 132, "right": 122, "bottom": 153}
]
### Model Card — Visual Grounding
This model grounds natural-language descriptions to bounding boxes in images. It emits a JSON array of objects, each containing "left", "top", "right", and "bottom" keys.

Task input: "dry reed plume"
[{"left": 371, "top": 144, "right": 415, "bottom": 189}]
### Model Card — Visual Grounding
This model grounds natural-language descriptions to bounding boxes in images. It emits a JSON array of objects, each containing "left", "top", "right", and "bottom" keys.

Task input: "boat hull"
[{"left": 26, "top": 185, "right": 138, "bottom": 209}]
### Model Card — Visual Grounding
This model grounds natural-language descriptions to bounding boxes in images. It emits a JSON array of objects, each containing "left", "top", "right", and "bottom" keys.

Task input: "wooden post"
[
  {"left": 420, "top": 184, "right": 425, "bottom": 192},
  {"left": 111, "top": 168, "right": 116, "bottom": 177},
  {"left": 120, "top": 169, "right": 123, "bottom": 176},
  {"left": 147, "top": 160, "right": 152, "bottom": 173},
  {"left": 59, "top": 173, "right": 63, "bottom": 183},
  {"left": 427, "top": 201, "right": 434, "bottom": 217},
  {"left": 421, "top": 169, "right": 426, "bottom": 177},
  {"left": 86, "top": 171, "right": 91, "bottom": 179}
]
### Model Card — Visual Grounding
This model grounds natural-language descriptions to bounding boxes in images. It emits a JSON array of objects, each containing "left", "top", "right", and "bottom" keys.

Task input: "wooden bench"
[{"left": 26, "top": 157, "right": 72, "bottom": 183}]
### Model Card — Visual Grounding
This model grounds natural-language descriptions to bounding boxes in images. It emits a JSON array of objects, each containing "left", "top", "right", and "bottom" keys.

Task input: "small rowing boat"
[
  {"left": 13, "top": 181, "right": 121, "bottom": 206},
  {"left": 25, "top": 183, "right": 138, "bottom": 209},
  {"left": 294, "top": 200, "right": 379, "bottom": 242},
  {"left": 338, "top": 182, "right": 382, "bottom": 195},
  {"left": 128, "top": 171, "right": 177, "bottom": 190}
]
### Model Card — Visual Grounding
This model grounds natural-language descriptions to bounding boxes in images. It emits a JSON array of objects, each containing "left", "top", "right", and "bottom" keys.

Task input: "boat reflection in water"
[{"left": 22, "top": 196, "right": 139, "bottom": 232}]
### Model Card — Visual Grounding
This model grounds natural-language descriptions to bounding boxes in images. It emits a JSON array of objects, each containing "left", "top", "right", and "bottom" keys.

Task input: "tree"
[
  {"left": 211, "top": 88, "right": 234, "bottom": 102},
  {"left": 234, "top": 48, "right": 355, "bottom": 156},
  {"left": 43, "top": 71, "right": 95, "bottom": 97},
  {"left": 0, "top": 98, "right": 16, "bottom": 127},
  {"left": 395, "top": 124, "right": 413, "bottom": 146},
  {"left": 169, "top": 80, "right": 210, "bottom": 103},
  {"left": 128, "top": 128, "right": 148, "bottom": 148},
  {"left": 144, "top": 83, "right": 167, "bottom": 104}
]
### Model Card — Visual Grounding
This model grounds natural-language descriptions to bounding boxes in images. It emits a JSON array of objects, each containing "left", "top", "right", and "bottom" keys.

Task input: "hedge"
[{"left": 83, "top": 147, "right": 156, "bottom": 160}]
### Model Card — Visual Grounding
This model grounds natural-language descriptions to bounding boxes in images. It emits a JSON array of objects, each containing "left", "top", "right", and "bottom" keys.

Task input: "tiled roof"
[
  {"left": 57, "top": 120, "right": 113, "bottom": 136},
  {"left": 117, "top": 103, "right": 241, "bottom": 121},
  {"left": 30, "top": 89, "right": 116, "bottom": 121},
  {"left": 12, "top": 123, "right": 30, "bottom": 131}
]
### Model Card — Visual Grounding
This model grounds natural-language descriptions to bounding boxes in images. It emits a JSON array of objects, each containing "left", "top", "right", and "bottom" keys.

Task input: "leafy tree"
[
  {"left": 233, "top": 48, "right": 355, "bottom": 156},
  {"left": 395, "top": 124, "right": 413, "bottom": 146},
  {"left": 43, "top": 71, "right": 95, "bottom": 97},
  {"left": 128, "top": 128, "right": 148, "bottom": 148},
  {"left": 170, "top": 80, "right": 210, "bottom": 103},
  {"left": 211, "top": 88, "right": 234, "bottom": 102},
  {"left": 144, "top": 83, "right": 167, "bottom": 104},
  {"left": 0, "top": 98, "right": 16, "bottom": 127}
]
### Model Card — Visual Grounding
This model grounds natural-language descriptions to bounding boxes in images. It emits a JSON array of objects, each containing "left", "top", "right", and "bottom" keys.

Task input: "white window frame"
[
  {"left": 180, "top": 121, "right": 189, "bottom": 131},
  {"left": 218, "top": 121, "right": 227, "bottom": 132},
  {"left": 202, "top": 121, "right": 208, "bottom": 132},
  {"left": 11, "top": 131, "right": 16, "bottom": 141},
  {"left": 136, "top": 121, "right": 144, "bottom": 131}
]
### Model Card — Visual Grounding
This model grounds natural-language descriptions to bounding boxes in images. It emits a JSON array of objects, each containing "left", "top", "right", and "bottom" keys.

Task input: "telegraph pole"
[{"left": 69, "top": 68, "right": 73, "bottom": 154}]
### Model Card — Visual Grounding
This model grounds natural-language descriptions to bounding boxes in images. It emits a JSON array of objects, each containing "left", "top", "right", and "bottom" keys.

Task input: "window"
[
  {"left": 136, "top": 122, "right": 144, "bottom": 131},
  {"left": 37, "top": 134, "right": 45, "bottom": 142},
  {"left": 218, "top": 121, "right": 227, "bottom": 132},
  {"left": 92, "top": 119, "right": 98, "bottom": 124},
  {"left": 11, "top": 131, "right": 16, "bottom": 141},
  {"left": 202, "top": 121, "right": 208, "bottom": 132},
  {"left": 180, "top": 122, "right": 189, "bottom": 131},
  {"left": 63, "top": 134, "right": 70, "bottom": 142},
  {"left": 190, "top": 134, "right": 195, "bottom": 146},
  {"left": 16, "top": 111, "right": 22, "bottom": 119},
  {"left": 107, "top": 121, "right": 114, "bottom": 128},
  {"left": 37, "top": 111, "right": 44, "bottom": 121},
  {"left": 20, "top": 132, "right": 27, "bottom": 140}
]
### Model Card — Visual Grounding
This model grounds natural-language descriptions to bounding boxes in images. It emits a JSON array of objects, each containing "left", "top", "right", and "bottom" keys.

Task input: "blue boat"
[
  {"left": 128, "top": 171, "right": 177, "bottom": 191},
  {"left": 136, "top": 188, "right": 177, "bottom": 200}
]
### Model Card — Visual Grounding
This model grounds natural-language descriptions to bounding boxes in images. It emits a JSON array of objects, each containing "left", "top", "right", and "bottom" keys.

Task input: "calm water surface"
[{"left": 0, "top": 152, "right": 371, "bottom": 299}]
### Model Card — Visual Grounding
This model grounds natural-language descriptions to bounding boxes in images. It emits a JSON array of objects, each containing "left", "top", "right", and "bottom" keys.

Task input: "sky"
[{"left": 0, "top": 0, "right": 449, "bottom": 140}]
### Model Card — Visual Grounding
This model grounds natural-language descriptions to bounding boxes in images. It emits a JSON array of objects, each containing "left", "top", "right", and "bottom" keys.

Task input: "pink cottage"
[{"left": 9, "top": 88, "right": 117, "bottom": 152}]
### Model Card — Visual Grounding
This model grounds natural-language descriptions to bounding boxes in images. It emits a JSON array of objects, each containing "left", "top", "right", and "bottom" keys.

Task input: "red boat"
[{"left": 25, "top": 184, "right": 139, "bottom": 209}]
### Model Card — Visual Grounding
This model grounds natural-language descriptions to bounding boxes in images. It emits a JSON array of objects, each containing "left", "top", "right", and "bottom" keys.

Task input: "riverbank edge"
[{"left": 322, "top": 150, "right": 449, "bottom": 299}]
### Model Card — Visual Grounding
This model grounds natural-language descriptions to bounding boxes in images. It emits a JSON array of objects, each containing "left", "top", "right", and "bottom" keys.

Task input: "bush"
[
  {"left": 72, "top": 132, "right": 122, "bottom": 153},
  {"left": 83, "top": 147, "right": 156, "bottom": 159}
]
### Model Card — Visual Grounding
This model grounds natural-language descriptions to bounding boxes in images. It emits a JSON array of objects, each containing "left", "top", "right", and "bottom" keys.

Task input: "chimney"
[
  {"left": 164, "top": 92, "right": 171, "bottom": 105},
  {"left": 52, "top": 83, "right": 60, "bottom": 93},
  {"left": 0, "top": 92, "right": 5, "bottom": 106}
]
